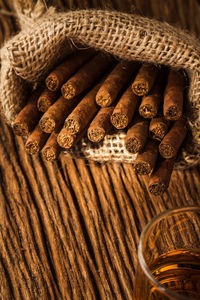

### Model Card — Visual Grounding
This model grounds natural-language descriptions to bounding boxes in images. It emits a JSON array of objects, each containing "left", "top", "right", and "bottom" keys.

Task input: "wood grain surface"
[
  {"left": 1, "top": 114, "right": 200, "bottom": 299},
  {"left": 0, "top": 0, "right": 200, "bottom": 299}
]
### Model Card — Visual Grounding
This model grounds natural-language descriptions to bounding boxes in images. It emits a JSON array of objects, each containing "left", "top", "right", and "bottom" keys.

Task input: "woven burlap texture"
[{"left": 0, "top": 3, "right": 200, "bottom": 168}]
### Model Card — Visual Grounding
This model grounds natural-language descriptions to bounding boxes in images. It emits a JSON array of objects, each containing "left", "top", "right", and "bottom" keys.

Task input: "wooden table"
[
  {"left": 0, "top": 0, "right": 200, "bottom": 298},
  {"left": 0, "top": 115, "right": 199, "bottom": 299}
]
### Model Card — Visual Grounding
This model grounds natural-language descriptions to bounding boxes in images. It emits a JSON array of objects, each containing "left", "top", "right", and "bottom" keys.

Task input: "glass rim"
[{"left": 138, "top": 205, "right": 200, "bottom": 300}]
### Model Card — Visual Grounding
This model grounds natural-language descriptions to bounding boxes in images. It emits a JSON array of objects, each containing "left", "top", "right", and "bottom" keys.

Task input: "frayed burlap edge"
[{"left": 0, "top": 3, "right": 199, "bottom": 169}]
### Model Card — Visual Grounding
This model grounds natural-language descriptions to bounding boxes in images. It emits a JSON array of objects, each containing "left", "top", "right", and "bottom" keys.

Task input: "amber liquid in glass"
[{"left": 134, "top": 249, "right": 200, "bottom": 300}]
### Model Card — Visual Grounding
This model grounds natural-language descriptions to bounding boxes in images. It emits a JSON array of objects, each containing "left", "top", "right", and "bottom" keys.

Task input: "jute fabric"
[{"left": 0, "top": 1, "right": 199, "bottom": 168}]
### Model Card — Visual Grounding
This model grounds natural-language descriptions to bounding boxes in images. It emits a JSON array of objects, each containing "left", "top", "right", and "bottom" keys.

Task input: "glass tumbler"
[{"left": 134, "top": 206, "right": 200, "bottom": 300}]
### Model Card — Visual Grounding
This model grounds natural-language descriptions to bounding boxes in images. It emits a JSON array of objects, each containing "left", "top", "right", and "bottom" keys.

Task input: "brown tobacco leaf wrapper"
[
  {"left": 125, "top": 117, "right": 149, "bottom": 153},
  {"left": 110, "top": 85, "right": 140, "bottom": 129},
  {"left": 41, "top": 130, "right": 61, "bottom": 161},
  {"left": 139, "top": 76, "right": 163, "bottom": 118},
  {"left": 132, "top": 63, "right": 159, "bottom": 96},
  {"left": 149, "top": 156, "right": 176, "bottom": 195},
  {"left": 159, "top": 118, "right": 188, "bottom": 158},
  {"left": 57, "top": 127, "right": 85, "bottom": 149},
  {"left": 64, "top": 83, "right": 100, "bottom": 134},
  {"left": 61, "top": 53, "right": 115, "bottom": 100},
  {"left": 96, "top": 61, "right": 138, "bottom": 107},
  {"left": 25, "top": 124, "right": 49, "bottom": 155},
  {"left": 133, "top": 140, "right": 159, "bottom": 175},
  {"left": 46, "top": 49, "right": 96, "bottom": 92},
  {"left": 87, "top": 106, "right": 114, "bottom": 142},
  {"left": 37, "top": 88, "right": 59, "bottom": 112},
  {"left": 39, "top": 95, "right": 81, "bottom": 133},
  {"left": 13, "top": 88, "right": 42, "bottom": 136},
  {"left": 149, "top": 117, "right": 169, "bottom": 141},
  {"left": 163, "top": 69, "right": 185, "bottom": 120}
]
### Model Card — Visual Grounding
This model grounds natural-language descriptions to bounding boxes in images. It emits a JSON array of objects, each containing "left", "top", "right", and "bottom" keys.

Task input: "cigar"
[
  {"left": 61, "top": 53, "right": 115, "bottom": 100},
  {"left": 39, "top": 95, "right": 81, "bottom": 133},
  {"left": 163, "top": 69, "right": 185, "bottom": 120},
  {"left": 57, "top": 127, "right": 85, "bottom": 149},
  {"left": 159, "top": 118, "right": 187, "bottom": 158},
  {"left": 149, "top": 157, "right": 176, "bottom": 195},
  {"left": 132, "top": 64, "right": 159, "bottom": 96},
  {"left": 96, "top": 61, "right": 138, "bottom": 107},
  {"left": 110, "top": 86, "right": 140, "bottom": 129},
  {"left": 37, "top": 88, "right": 59, "bottom": 112},
  {"left": 133, "top": 140, "right": 159, "bottom": 175},
  {"left": 45, "top": 49, "right": 96, "bottom": 92},
  {"left": 25, "top": 124, "right": 49, "bottom": 155},
  {"left": 139, "top": 77, "right": 163, "bottom": 119},
  {"left": 64, "top": 83, "right": 100, "bottom": 134},
  {"left": 87, "top": 107, "right": 114, "bottom": 143},
  {"left": 41, "top": 130, "right": 61, "bottom": 161},
  {"left": 13, "top": 88, "right": 42, "bottom": 136},
  {"left": 149, "top": 117, "right": 169, "bottom": 141},
  {"left": 125, "top": 117, "right": 149, "bottom": 153}
]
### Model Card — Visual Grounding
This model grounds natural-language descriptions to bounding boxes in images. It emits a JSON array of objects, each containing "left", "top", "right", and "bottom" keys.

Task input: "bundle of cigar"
[{"left": 12, "top": 48, "right": 188, "bottom": 196}]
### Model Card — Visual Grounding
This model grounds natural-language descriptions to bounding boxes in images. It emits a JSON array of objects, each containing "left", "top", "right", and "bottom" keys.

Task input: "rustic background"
[{"left": 0, "top": 0, "right": 199, "bottom": 299}]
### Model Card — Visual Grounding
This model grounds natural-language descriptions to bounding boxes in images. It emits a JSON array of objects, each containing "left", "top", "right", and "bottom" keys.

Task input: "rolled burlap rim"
[{"left": 0, "top": 0, "right": 199, "bottom": 168}]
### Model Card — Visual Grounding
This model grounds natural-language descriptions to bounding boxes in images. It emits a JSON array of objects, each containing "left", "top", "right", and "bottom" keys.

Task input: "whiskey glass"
[{"left": 134, "top": 206, "right": 200, "bottom": 300}]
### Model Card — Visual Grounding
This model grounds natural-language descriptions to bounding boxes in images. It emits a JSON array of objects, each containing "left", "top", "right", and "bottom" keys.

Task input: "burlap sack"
[{"left": 1, "top": 0, "right": 199, "bottom": 169}]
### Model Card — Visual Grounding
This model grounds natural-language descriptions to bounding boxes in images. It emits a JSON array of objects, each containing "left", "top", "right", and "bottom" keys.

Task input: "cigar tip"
[
  {"left": 57, "top": 133, "right": 74, "bottom": 149},
  {"left": 132, "top": 81, "right": 149, "bottom": 96},
  {"left": 25, "top": 141, "right": 39, "bottom": 155},
  {"left": 150, "top": 127, "right": 166, "bottom": 141},
  {"left": 87, "top": 128, "right": 105, "bottom": 143},
  {"left": 37, "top": 97, "right": 52, "bottom": 112},
  {"left": 42, "top": 147, "right": 57, "bottom": 161},
  {"left": 149, "top": 182, "right": 166, "bottom": 196},
  {"left": 65, "top": 118, "right": 79, "bottom": 135},
  {"left": 110, "top": 113, "right": 128, "bottom": 129},
  {"left": 139, "top": 104, "right": 155, "bottom": 119},
  {"left": 165, "top": 106, "right": 182, "bottom": 121},
  {"left": 96, "top": 93, "right": 112, "bottom": 107},
  {"left": 13, "top": 122, "right": 29, "bottom": 136},
  {"left": 134, "top": 161, "right": 152, "bottom": 175},
  {"left": 125, "top": 137, "right": 143, "bottom": 154},
  {"left": 39, "top": 117, "right": 55, "bottom": 133},
  {"left": 61, "top": 83, "right": 76, "bottom": 100},
  {"left": 46, "top": 75, "right": 59, "bottom": 92},
  {"left": 159, "top": 143, "right": 175, "bottom": 159}
]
